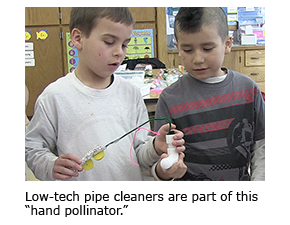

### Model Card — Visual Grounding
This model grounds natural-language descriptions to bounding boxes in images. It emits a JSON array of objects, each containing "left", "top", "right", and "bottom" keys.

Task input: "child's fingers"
[
  {"left": 172, "top": 135, "right": 185, "bottom": 146},
  {"left": 159, "top": 123, "right": 177, "bottom": 136},
  {"left": 166, "top": 153, "right": 187, "bottom": 178},
  {"left": 160, "top": 153, "right": 168, "bottom": 159},
  {"left": 53, "top": 166, "right": 78, "bottom": 180},
  {"left": 175, "top": 145, "right": 186, "bottom": 153},
  {"left": 61, "top": 153, "right": 83, "bottom": 165},
  {"left": 172, "top": 129, "right": 184, "bottom": 139},
  {"left": 53, "top": 153, "right": 83, "bottom": 180},
  {"left": 59, "top": 153, "right": 83, "bottom": 170},
  {"left": 171, "top": 130, "right": 185, "bottom": 153}
]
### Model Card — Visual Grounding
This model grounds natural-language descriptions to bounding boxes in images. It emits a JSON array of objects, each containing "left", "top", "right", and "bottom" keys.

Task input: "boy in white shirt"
[{"left": 25, "top": 7, "right": 187, "bottom": 181}]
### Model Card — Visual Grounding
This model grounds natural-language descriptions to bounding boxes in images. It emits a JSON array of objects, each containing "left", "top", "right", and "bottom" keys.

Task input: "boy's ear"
[
  {"left": 174, "top": 40, "right": 178, "bottom": 48},
  {"left": 225, "top": 36, "right": 233, "bottom": 54},
  {"left": 174, "top": 40, "right": 181, "bottom": 57},
  {"left": 71, "top": 28, "right": 83, "bottom": 50}
]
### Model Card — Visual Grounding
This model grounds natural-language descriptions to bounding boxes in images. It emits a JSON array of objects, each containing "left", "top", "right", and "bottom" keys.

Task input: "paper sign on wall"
[
  {"left": 25, "top": 42, "right": 35, "bottom": 67},
  {"left": 25, "top": 42, "right": 34, "bottom": 51},
  {"left": 25, "top": 59, "right": 35, "bottom": 67},
  {"left": 25, "top": 51, "right": 34, "bottom": 59}
]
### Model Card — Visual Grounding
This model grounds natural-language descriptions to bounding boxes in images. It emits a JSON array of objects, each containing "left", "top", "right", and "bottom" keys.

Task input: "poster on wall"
[
  {"left": 125, "top": 29, "right": 154, "bottom": 60},
  {"left": 66, "top": 33, "right": 79, "bottom": 73}
]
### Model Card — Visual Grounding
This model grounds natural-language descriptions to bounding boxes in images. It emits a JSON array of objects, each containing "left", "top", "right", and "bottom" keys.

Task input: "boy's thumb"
[{"left": 160, "top": 153, "right": 168, "bottom": 159}]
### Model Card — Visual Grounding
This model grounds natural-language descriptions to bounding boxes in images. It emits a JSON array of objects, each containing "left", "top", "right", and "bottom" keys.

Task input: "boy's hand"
[
  {"left": 156, "top": 152, "right": 187, "bottom": 180},
  {"left": 53, "top": 153, "right": 83, "bottom": 180},
  {"left": 153, "top": 123, "right": 187, "bottom": 180},
  {"left": 154, "top": 123, "right": 185, "bottom": 155}
]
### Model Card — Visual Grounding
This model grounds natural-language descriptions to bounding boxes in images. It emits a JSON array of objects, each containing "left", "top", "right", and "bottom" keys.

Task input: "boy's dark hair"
[
  {"left": 174, "top": 7, "right": 228, "bottom": 41},
  {"left": 69, "top": 7, "right": 135, "bottom": 37}
]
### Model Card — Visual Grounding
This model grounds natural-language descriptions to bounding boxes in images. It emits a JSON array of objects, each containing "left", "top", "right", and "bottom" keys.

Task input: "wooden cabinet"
[
  {"left": 242, "top": 50, "right": 265, "bottom": 91},
  {"left": 25, "top": 8, "right": 64, "bottom": 117},
  {"left": 25, "top": 7, "right": 73, "bottom": 116},
  {"left": 222, "top": 50, "right": 242, "bottom": 71},
  {"left": 167, "top": 49, "right": 183, "bottom": 68},
  {"left": 129, "top": 7, "right": 155, "bottom": 22},
  {"left": 244, "top": 50, "right": 265, "bottom": 66},
  {"left": 25, "top": 7, "right": 60, "bottom": 26},
  {"left": 223, "top": 46, "right": 265, "bottom": 92},
  {"left": 60, "top": 7, "right": 71, "bottom": 24},
  {"left": 25, "top": 26, "right": 64, "bottom": 116}
]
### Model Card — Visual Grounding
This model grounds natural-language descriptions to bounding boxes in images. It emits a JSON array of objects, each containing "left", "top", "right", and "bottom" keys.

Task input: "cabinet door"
[
  {"left": 129, "top": 7, "right": 155, "bottom": 22},
  {"left": 25, "top": 26, "right": 64, "bottom": 116},
  {"left": 222, "top": 50, "right": 242, "bottom": 71},
  {"left": 60, "top": 7, "right": 72, "bottom": 25},
  {"left": 25, "top": 7, "right": 60, "bottom": 26},
  {"left": 167, "top": 53, "right": 183, "bottom": 68},
  {"left": 61, "top": 7, "right": 155, "bottom": 24},
  {"left": 244, "top": 50, "right": 265, "bottom": 66}
]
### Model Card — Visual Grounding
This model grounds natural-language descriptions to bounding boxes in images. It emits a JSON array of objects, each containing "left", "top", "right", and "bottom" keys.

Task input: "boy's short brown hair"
[
  {"left": 69, "top": 7, "right": 135, "bottom": 38},
  {"left": 174, "top": 7, "right": 228, "bottom": 42}
]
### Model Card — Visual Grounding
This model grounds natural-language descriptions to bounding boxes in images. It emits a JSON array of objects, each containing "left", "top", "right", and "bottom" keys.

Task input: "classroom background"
[
  {"left": 25, "top": 7, "right": 265, "bottom": 180},
  {"left": 25, "top": 7, "right": 265, "bottom": 118}
]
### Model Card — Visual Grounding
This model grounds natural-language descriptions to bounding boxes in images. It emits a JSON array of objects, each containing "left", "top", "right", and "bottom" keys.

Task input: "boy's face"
[
  {"left": 73, "top": 18, "right": 133, "bottom": 81},
  {"left": 176, "top": 25, "right": 232, "bottom": 80}
]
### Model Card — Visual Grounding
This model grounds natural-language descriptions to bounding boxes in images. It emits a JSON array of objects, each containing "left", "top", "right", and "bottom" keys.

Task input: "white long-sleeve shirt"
[
  {"left": 250, "top": 138, "right": 265, "bottom": 181},
  {"left": 25, "top": 71, "right": 160, "bottom": 181}
]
